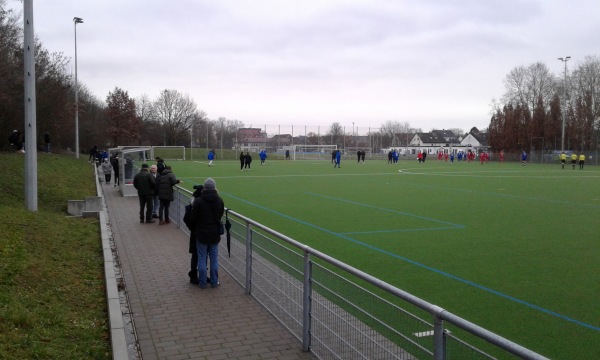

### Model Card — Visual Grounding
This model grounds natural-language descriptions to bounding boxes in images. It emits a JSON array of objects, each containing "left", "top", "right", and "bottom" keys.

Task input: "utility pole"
[{"left": 557, "top": 56, "right": 571, "bottom": 152}]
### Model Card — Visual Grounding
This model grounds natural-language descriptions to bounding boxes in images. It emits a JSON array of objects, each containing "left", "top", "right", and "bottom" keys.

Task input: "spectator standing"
[
  {"left": 150, "top": 165, "right": 160, "bottom": 218},
  {"left": 111, "top": 155, "right": 120, "bottom": 187},
  {"left": 9, "top": 130, "right": 22, "bottom": 152},
  {"left": 101, "top": 158, "right": 114, "bottom": 184},
  {"left": 156, "top": 157, "right": 166, "bottom": 175},
  {"left": 157, "top": 165, "right": 182, "bottom": 225},
  {"left": 239, "top": 152, "right": 245, "bottom": 171},
  {"left": 187, "top": 185, "right": 203, "bottom": 284},
  {"left": 191, "top": 178, "right": 225, "bottom": 289},
  {"left": 133, "top": 164, "right": 156, "bottom": 224},
  {"left": 89, "top": 145, "right": 98, "bottom": 163},
  {"left": 44, "top": 132, "right": 50, "bottom": 153}
]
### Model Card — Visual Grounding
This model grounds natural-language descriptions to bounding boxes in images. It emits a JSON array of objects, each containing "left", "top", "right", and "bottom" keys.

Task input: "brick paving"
[{"left": 103, "top": 184, "right": 313, "bottom": 360}]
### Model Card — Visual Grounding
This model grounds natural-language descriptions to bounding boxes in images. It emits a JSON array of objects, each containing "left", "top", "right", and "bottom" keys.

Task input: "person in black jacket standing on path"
[
  {"left": 157, "top": 165, "right": 182, "bottom": 225},
  {"left": 133, "top": 164, "right": 156, "bottom": 223},
  {"left": 191, "top": 178, "right": 225, "bottom": 289}
]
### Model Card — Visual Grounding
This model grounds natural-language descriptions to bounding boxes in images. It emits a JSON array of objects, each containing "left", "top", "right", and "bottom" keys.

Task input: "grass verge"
[{"left": 0, "top": 152, "right": 110, "bottom": 359}]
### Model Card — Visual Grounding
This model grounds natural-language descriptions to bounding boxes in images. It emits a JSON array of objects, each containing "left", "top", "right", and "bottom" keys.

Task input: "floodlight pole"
[
  {"left": 74, "top": 17, "right": 83, "bottom": 158},
  {"left": 24, "top": 0, "right": 38, "bottom": 211},
  {"left": 557, "top": 56, "right": 570, "bottom": 152}
]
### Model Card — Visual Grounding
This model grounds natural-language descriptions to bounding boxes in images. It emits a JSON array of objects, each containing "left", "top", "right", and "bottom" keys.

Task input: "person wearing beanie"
[
  {"left": 133, "top": 164, "right": 156, "bottom": 223},
  {"left": 190, "top": 178, "right": 224, "bottom": 288}
]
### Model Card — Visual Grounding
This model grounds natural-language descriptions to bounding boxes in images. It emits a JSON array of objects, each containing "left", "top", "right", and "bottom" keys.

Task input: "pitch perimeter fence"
[{"left": 170, "top": 186, "right": 549, "bottom": 360}]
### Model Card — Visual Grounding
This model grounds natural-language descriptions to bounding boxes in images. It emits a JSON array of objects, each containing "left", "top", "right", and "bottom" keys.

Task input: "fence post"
[
  {"left": 302, "top": 251, "right": 312, "bottom": 352},
  {"left": 433, "top": 312, "right": 446, "bottom": 360},
  {"left": 244, "top": 223, "right": 253, "bottom": 295}
]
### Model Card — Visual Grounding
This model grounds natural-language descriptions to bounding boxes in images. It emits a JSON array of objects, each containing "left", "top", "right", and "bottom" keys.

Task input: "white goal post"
[{"left": 291, "top": 144, "right": 337, "bottom": 160}]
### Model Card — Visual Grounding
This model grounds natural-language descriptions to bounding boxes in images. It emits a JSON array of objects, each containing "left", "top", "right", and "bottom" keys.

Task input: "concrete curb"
[{"left": 94, "top": 165, "right": 130, "bottom": 360}]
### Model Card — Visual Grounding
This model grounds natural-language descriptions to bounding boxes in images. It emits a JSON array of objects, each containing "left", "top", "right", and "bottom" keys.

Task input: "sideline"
[{"left": 224, "top": 191, "right": 600, "bottom": 333}]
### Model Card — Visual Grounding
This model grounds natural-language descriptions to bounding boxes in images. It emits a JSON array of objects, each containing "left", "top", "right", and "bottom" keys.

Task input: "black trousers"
[{"left": 138, "top": 195, "right": 153, "bottom": 221}]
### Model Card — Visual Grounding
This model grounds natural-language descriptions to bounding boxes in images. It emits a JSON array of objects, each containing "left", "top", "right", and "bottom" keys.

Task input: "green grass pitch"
[{"left": 170, "top": 156, "right": 599, "bottom": 359}]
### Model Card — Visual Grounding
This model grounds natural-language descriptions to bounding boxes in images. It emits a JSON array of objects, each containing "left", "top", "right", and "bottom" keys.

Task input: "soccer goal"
[
  {"left": 150, "top": 146, "right": 186, "bottom": 161},
  {"left": 291, "top": 144, "right": 337, "bottom": 160}
]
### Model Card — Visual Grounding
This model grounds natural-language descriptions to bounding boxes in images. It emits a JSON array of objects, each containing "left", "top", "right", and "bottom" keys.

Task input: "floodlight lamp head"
[{"left": 73, "top": 17, "right": 84, "bottom": 24}]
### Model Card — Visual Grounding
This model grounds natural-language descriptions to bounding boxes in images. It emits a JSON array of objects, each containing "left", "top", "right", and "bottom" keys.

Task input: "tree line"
[
  {"left": 2, "top": 1, "right": 598, "bottom": 154},
  {"left": 0, "top": 3, "right": 243, "bottom": 154},
  {"left": 489, "top": 57, "right": 600, "bottom": 152}
]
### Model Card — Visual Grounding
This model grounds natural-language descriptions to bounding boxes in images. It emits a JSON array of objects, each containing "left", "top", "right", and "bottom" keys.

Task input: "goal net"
[
  {"left": 291, "top": 144, "right": 337, "bottom": 160},
  {"left": 150, "top": 146, "right": 186, "bottom": 161}
]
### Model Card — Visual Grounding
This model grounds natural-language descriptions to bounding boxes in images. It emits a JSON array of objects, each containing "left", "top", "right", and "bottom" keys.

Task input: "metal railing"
[{"left": 171, "top": 187, "right": 549, "bottom": 360}]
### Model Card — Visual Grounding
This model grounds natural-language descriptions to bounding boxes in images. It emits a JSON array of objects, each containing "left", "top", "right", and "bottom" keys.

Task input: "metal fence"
[{"left": 171, "top": 187, "right": 549, "bottom": 360}]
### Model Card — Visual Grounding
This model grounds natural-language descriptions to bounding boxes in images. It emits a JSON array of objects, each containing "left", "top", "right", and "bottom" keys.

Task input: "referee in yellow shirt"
[
  {"left": 560, "top": 152, "right": 567, "bottom": 169},
  {"left": 579, "top": 153, "right": 585, "bottom": 170},
  {"left": 571, "top": 153, "right": 578, "bottom": 169}
]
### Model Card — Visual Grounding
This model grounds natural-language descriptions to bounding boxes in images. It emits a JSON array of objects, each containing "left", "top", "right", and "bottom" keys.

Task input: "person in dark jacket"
[
  {"left": 187, "top": 185, "right": 203, "bottom": 284},
  {"left": 191, "top": 178, "right": 225, "bottom": 289},
  {"left": 244, "top": 152, "right": 252, "bottom": 171},
  {"left": 156, "top": 157, "right": 166, "bottom": 175},
  {"left": 150, "top": 165, "right": 160, "bottom": 218},
  {"left": 133, "top": 164, "right": 155, "bottom": 223},
  {"left": 111, "top": 154, "right": 120, "bottom": 187},
  {"left": 89, "top": 145, "right": 98, "bottom": 163},
  {"left": 44, "top": 132, "right": 50, "bottom": 153},
  {"left": 157, "top": 166, "right": 181, "bottom": 225},
  {"left": 239, "top": 151, "right": 245, "bottom": 171}
]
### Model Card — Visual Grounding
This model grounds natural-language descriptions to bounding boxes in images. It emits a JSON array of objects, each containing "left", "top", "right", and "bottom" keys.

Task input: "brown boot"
[{"left": 159, "top": 220, "right": 166, "bottom": 225}]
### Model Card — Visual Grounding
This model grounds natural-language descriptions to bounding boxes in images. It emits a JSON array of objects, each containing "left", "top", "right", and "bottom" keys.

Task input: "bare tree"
[
  {"left": 571, "top": 56, "right": 600, "bottom": 143},
  {"left": 152, "top": 89, "right": 200, "bottom": 146},
  {"left": 326, "top": 122, "right": 344, "bottom": 146},
  {"left": 502, "top": 62, "right": 556, "bottom": 115}
]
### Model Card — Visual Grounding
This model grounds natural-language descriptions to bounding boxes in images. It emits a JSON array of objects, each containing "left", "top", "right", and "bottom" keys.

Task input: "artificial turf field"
[{"left": 170, "top": 156, "right": 599, "bottom": 359}]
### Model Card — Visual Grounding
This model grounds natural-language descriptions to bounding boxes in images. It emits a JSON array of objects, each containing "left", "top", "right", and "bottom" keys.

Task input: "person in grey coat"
[
  {"left": 100, "top": 158, "right": 114, "bottom": 184},
  {"left": 158, "top": 166, "right": 182, "bottom": 225}
]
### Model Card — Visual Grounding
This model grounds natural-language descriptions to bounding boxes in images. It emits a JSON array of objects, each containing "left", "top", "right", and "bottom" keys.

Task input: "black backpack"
[{"left": 183, "top": 204, "right": 194, "bottom": 230}]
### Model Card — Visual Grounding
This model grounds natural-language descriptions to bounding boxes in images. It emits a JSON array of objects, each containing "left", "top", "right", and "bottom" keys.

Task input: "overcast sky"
[{"left": 9, "top": 0, "right": 600, "bottom": 133}]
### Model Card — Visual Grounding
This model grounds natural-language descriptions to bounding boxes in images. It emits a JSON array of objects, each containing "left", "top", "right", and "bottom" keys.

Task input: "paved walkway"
[{"left": 103, "top": 183, "right": 313, "bottom": 360}]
